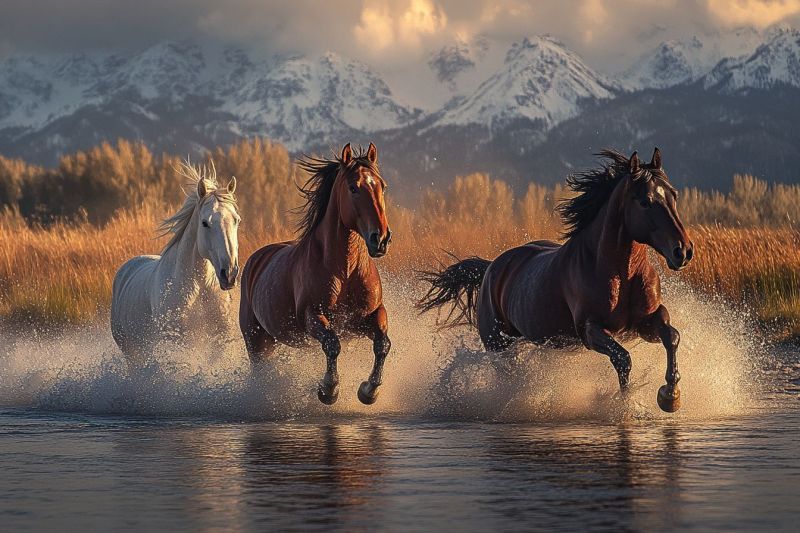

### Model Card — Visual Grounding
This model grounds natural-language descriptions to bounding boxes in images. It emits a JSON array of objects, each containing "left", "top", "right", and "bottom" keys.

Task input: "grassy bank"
[
  {"left": 1, "top": 139, "right": 799, "bottom": 340},
  {"left": 1, "top": 205, "right": 798, "bottom": 341}
]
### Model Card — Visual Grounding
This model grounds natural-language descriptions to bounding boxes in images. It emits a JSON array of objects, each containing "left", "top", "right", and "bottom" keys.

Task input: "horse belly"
[
  {"left": 111, "top": 256, "right": 158, "bottom": 352},
  {"left": 247, "top": 246, "right": 305, "bottom": 345},
  {"left": 502, "top": 251, "right": 575, "bottom": 342}
]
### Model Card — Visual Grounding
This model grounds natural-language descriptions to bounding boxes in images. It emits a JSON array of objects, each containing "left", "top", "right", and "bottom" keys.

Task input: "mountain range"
[{"left": 1, "top": 26, "right": 799, "bottom": 196}]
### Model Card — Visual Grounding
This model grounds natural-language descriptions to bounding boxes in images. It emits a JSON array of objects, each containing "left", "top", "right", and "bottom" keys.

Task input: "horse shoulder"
[
  {"left": 630, "top": 261, "right": 663, "bottom": 319},
  {"left": 349, "top": 258, "right": 384, "bottom": 311}
]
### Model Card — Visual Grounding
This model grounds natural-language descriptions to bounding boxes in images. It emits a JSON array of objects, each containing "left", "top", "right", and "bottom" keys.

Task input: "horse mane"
[
  {"left": 294, "top": 146, "right": 377, "bottom": 241},
  {"left": 157, "top": 160, "right": 238, "bottom": 254},
  {"left": 557, "top": 149, "right": 661, "bottom": 238}
]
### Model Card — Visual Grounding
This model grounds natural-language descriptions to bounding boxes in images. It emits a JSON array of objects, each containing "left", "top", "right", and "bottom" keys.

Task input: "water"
[{"left": 1, "top": 282, "right": 799, "bottom": 530}]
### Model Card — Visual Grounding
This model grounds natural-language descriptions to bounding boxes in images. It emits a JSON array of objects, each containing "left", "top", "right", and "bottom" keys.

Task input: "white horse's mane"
[{"left": 158, "top": 160, "right": 238, "bottom": 254}]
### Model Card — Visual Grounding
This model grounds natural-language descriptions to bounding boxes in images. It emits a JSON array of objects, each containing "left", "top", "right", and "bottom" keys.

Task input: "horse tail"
[{"left": 416, "top": 256, "right": 491, "bottom": 328}]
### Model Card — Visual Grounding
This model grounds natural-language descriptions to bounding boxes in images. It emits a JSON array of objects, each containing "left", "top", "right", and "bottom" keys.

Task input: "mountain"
[
  {"left": 224, "top": 52, "right": 421, "bottom": 150},
  {"left": 427, "top": 36, "right": 490, "bottom": 87},
  {"left": 704, "top": 28, "right": 800, "bottom": 92},
  {"left": 619, "top": 27, "right": 764, "bottom": 90},
  {"left": 2, "top": 30, "right": 800, "bottom": 195},
  {"left": 0, "top": 42, "right": 419, "bottom": 163},
  {"left": 430, "top": 36, "right": 616, "bottom": 131}
]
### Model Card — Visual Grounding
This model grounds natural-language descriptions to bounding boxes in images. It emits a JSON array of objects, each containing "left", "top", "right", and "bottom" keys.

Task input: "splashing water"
[{"left": 0, "top": 276, "right": 773, "bottom": 422}]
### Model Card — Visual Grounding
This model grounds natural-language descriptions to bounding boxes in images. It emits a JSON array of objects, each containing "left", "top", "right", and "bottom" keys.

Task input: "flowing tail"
[{"left": 416, "top": 256, "right": 491, "bottom": 327}]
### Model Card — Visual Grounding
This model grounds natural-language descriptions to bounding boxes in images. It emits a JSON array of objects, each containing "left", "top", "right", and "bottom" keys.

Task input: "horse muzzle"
[
  {"left": 366, "top": 229, "right": 392, "bottom": 258},
  {"left": 666, "top": 241, "right": 694, "bottom": 271},
  {"left": 219, "top": 265, "right": 239, "bottom": 290}
]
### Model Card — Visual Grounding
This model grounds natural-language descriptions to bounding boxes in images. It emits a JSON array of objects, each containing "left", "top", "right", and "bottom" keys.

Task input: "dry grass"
[
  {"left": 1, "top": 201, "right": 798, "bottom": 339},
  {"left": 1, "top": 139, "right": 799, "bottom": 339},
  {"left": 681, "top": 226, "right": 800, "bottom": 338}
]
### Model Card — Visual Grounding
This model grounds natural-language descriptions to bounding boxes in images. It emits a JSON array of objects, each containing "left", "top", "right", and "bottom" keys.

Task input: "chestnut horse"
[
  {"left": 240, "top": 143, "right": 392, "bottom": 405},
  {"left": 418, "top": 149, "right": 694, "bottom": 412}
]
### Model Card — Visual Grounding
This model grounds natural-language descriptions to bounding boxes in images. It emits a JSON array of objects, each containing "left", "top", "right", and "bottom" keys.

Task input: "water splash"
[{"left": 0, "top": 277, "right": 771, "bottom": 422}]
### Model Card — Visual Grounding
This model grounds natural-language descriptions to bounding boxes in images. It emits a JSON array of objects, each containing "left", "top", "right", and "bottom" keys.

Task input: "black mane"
[
  {"left": 294, "top": 146, "right": 377, "bottom": 240},
  {"left": 557, "top": 149, "right": 662, "bottom": 238}
]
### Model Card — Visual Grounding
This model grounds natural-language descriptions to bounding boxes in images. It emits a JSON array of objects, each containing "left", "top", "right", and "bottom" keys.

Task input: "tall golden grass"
[{"left": 1, "top": 138, "right": 799, "bottom": 339}]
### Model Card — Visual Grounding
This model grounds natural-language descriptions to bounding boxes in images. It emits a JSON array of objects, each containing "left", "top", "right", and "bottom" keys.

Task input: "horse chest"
[
  {"left": 600, "top": 276, "right": 636, "bottom": 330},
  {"left": 329, "top": 275, "right": 378, "bottom": 316}
]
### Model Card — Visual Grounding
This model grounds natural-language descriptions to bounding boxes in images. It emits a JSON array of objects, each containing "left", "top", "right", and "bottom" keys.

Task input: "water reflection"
[
  {"left": 87, "top": 409, "right": 800, "bottom": 531},
  {"left": 481, "top": 423, "right": 688, "bottom": 530},
  {"left": 240, "top": 422, "right": 387, "bottom": 528}
]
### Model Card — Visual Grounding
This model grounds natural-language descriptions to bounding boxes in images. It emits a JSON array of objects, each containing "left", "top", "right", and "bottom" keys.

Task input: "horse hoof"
[
  {"left": 357, "top": 381, "right": 380, "bottom": 405},
  {"left": 657, "top": 385, "right": 681, "bottom": 413},
  {"left": 317, "top": 383, "right": 339, "bottom": 405}
]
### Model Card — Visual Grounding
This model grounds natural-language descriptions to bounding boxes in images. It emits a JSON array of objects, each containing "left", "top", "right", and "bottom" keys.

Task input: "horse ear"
[
  {"left": 629, "top": 151, "right": 640, "bottom": 175},
  {"left": 227, "top": 176, "right": 237, "bottom": 194},
  {"left": 197, "top": 179, "right": 209, "bottom": 198},
  {"left": 341, "top": 143, "right": 353, "bottom": 165},
  {"left": 650, "top": 147, "right": 662, "bottom": 169},
  {"left": 367, "top": 142, "right": 378, "bottom": 164}
]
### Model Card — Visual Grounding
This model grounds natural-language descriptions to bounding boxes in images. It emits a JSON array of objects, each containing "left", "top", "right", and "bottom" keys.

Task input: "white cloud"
[{"left": 706, "top": 0, "right": 800, "bottom": 28}]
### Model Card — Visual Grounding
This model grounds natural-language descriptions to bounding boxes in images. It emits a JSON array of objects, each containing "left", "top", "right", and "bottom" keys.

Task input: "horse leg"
[
  {"left": 239, "top": 300, "right": 276, "bottom": 365},
  {"left": 306, "top": 311, "right": 341, "bottom": 405},
  {"left": 357, "top": 305, "right": 391, "bottom": 405},
  {"left": 638, "top": 305, "right": 681, "bottom": 412},
  {"left": 477, "top": 291, "right": 515, "bottom": 352},
  {"left": 582, "top": 321, "right": 632, "bottom": 393},
  {"left": 243, "top": 322, "right": 277, "bottom": 366}
]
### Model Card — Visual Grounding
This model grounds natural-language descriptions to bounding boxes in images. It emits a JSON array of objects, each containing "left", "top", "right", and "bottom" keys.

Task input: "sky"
[{"left": 1, "top": 0, "right": 799, "bottom": 106}]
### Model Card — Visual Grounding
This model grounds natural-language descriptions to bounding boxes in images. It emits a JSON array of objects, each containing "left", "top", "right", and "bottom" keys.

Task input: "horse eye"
[
  {"left": 349, "top": 185, "right": 358, "bottom": 194},
  {"left": 202, "top": 220, "right": 210, "bottom": 228},
  {"left": 639, "top": 197, "right": 653, "bottom": 208}
]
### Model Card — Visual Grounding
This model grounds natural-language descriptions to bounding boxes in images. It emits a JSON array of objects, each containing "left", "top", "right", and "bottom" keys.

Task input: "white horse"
[{"left": 111, "top": 161, "right": 241, "bottom": 365}]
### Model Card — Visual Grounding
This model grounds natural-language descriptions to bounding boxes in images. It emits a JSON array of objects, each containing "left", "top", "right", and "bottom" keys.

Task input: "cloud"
[
  {"left": 354, "top": 0, "right": 448, "bottom": 53},
  {"left": 0, "top": 0, "right": 798, "bottom": 71},
  {"left": 706, "top": 0, "right": 800, "bottom": 28}
]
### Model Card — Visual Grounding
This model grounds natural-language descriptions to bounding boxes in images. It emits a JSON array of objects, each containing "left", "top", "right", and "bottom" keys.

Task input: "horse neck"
[
  {"left": 161, "top": 206, "right": 215, "bottom": 294},
  {"left": 579, "top": 181, "right": 648, "bottom": 278},
  {"left": 308, "top": 186, "right": 369, "bottom": 277}
]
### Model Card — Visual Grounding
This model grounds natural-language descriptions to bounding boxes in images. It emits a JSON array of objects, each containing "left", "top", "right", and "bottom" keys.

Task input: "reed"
[{"left": 1, "top": 139, "right": 798, "bottom": 338}]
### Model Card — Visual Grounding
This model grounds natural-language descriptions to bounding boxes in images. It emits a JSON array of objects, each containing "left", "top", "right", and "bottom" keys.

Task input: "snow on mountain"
[
  {"left": 619, "top": 27, "right": 764, "bottom": 90},
  {"left": 704, "top": 28, "right": 800, "bottom": 92},
  {"left": 0, "top": 43, "right": 419, "bottom": 154},
  {"left": 0, "top": 53, "right": 102, "bottom": 130},
  {"left": 428, "top": 36, "right": 490, "bottom": 86},
  {"left": 225, "top": 52, "right": 420, "bottom": 150},
  {"left": 431, "top": 36, "right": 616, "bottom": 130}
]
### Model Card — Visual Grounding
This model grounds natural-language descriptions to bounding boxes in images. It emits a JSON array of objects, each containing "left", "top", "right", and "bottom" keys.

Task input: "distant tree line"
[{"left": 1, "top": 138, "right": 799, "bottom": 229}]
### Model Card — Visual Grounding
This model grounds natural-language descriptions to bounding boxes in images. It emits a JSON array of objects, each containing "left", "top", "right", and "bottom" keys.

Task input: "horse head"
[
  {"left": 335, "top": 143, "right": 392, "bottom": 258},
  {"left": 195, "top": 176, "right": 241, "bottom": 289},
  {"left": 622, "top": 148, "right": 693, "bottom": 271}
]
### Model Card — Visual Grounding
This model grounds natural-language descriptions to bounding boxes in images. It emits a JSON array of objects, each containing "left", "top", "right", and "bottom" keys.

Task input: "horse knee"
[{"left": 374, "top": 335, "right": 391, "bottom": 356}]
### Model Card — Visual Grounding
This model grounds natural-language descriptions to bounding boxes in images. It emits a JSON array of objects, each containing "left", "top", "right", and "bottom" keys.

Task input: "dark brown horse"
[
  {"left": 418, "top": 148, "right": 693, "bottom": 412},
  {"left": 240, "top": 143, "right": 392, "bottom": 405}
]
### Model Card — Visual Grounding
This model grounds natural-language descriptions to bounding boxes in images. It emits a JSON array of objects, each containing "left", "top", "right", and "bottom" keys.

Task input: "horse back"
[
  {"left": 484, "top": 240, "right": 574, "bottom": 341},
  {"left": 242, "top": 241, "right": 293, "bottom": 300}
]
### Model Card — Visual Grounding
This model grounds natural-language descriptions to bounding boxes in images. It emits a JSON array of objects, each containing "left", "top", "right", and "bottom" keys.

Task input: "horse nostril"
[{"left": 686, "top": 246, "right": 694, "bottom": 262}]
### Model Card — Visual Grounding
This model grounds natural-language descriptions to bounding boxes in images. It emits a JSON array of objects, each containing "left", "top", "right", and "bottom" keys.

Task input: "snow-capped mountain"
[
  {"left": 431, "top": 37, "right": 616, "bottom": 131},
  {"left": 704, "top": 28, "right": 800, "bottom": 92},
  {"left": 2, "top": 28, "right": 800, "bottom": 190},
  {"left": 428, "top": 36, "right": 490, "bottom": 86},
  {"left": 225, "top": 52, "right": 420, "bottom": 149},
  {"left": 620, "top": 27, "right": 764, "bottom": 90},
  {"left": 0, "top": 42, "right": 419, "bottom": 157}
]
